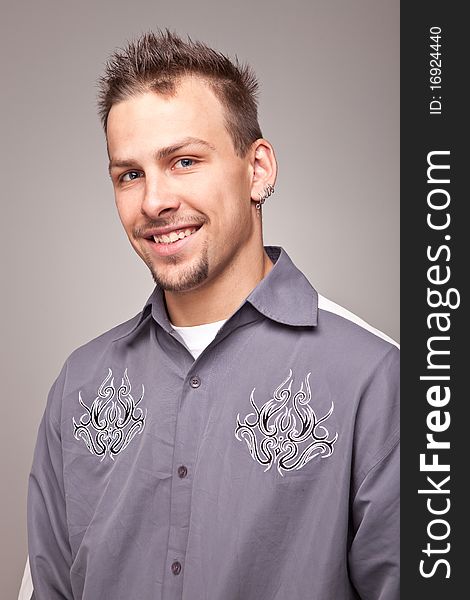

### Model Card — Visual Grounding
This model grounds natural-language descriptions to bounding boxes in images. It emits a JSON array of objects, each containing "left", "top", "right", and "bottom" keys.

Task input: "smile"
[
  {"left": 143, "top": 223, "right": 203, "bottom": 257},
  {"left": 153, "top": 226, "right": 199, "bottom": 245}
]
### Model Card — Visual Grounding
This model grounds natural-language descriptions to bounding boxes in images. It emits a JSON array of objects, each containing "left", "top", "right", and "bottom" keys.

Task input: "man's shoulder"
[
  {"left": 318, "top": 294, "right": 398, "bottom": 347},
  {"left": 66, "top": 310, "right": 146, "bottom": 366},
  {"left": 315, "top": 293, "right": 399, "bottom": 366},
  {"left": 43, "top": 309, "right": 151, "bottom": 418}
]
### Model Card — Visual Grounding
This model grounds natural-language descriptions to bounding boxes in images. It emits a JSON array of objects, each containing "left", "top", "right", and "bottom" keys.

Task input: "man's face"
[{"left": 107, "top": 77, "right": 257, "bottom": 293}]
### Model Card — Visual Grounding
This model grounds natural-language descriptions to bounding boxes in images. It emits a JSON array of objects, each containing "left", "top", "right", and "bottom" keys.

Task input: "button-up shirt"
[{"left": 28, "top": 246, "right": 400, "bottom": 600}]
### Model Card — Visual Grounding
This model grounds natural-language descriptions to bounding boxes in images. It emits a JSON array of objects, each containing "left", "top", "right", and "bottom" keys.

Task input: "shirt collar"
[
  {"left": 246, "top": 246, "right": 318, "bottom": 327},
  {"left": 113, "top": 246, "right": 317, "bottom": 342}
]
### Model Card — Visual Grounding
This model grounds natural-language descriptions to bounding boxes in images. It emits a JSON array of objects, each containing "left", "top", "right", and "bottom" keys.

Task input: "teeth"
[{"left": 153, "top": 226, "right": 198, "bottom": 244}]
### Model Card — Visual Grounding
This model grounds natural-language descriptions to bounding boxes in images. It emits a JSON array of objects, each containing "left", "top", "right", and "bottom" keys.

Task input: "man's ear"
[{"left": 249, "top": 139, "right": 277, "bottom": 203}]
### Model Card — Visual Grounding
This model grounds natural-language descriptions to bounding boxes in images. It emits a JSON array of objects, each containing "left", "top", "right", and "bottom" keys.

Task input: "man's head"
[{"left": 100, "top": 31, "right": 276, "bottom": 296}]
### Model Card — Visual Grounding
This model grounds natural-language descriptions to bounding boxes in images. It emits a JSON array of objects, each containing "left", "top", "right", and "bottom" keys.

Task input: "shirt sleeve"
[
  {"left": 27, "top": 365, "right": 74, "bottom": 600},
  {"left": 348, "top": 440, "right": 400, "bottom": 600},
  {"left": 348, "top": 346, "right": 400, "bottom": 600}
]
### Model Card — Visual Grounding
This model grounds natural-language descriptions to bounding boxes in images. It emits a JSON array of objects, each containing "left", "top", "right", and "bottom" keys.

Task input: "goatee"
[{"left": 145, "top": 241, "right": 209, "bottom": 292}]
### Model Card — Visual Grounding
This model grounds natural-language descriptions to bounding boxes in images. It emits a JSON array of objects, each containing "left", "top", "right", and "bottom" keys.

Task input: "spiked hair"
[{"left": 97, "top": 29, "right": 263, "bottom": 156}]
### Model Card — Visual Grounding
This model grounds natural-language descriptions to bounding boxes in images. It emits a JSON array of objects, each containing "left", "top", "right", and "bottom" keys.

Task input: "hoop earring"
[{"left": 255, "top": 183, "right": 275, "bottom": 210}]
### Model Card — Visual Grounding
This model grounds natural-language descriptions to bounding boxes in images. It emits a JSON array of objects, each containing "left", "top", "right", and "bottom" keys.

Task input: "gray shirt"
[{"left": 28, "top": 246, "right": 400, "bottom": 600}]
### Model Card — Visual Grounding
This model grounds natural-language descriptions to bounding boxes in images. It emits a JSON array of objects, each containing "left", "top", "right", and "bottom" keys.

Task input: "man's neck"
[{"left": 165, "top": 247, "right": 273, "bottom": 326}]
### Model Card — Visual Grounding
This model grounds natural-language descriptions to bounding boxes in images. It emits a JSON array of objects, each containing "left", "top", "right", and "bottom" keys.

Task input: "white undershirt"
[{"left": 171, "top": 318, "right": 227, "bottom": 359}]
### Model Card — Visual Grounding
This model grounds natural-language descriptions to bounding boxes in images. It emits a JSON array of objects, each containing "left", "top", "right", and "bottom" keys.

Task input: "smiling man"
[{"left": 26, "top": 30, "right": 399, "bottom": 600}]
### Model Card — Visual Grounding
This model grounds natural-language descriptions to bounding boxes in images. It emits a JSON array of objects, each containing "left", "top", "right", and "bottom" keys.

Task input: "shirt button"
[
  {"left": 171, "top": 561, "right": 182, "bottom": 576},
  {"left": 189, "top": 375, "right": 201, "bottom": 388},
  {"left": 177, "top": 465, "right": 188, "bottom": 479}
]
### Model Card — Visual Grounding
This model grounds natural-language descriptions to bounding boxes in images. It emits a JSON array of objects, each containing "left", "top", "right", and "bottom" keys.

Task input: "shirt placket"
[{"left": 162, "top": 341, "right": 211, "bottom": 600}]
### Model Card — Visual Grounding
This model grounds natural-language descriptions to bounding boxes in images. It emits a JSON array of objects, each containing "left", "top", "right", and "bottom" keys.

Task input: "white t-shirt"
[{"left": 171, "top": 318, "right": 227, "bottom": 359}]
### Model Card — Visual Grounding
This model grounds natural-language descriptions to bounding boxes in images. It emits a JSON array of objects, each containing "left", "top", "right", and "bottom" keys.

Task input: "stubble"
[{"left": 142, "top": 239, "right": 210, "bottom": 292}]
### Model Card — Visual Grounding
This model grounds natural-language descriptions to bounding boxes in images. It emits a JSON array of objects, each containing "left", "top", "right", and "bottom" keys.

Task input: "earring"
[{"left": 255, "top": 183, "right": 275, "bottom": 210}]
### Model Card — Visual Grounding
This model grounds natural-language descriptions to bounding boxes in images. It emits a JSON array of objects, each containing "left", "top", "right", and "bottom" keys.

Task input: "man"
[{"left": 26, "top": 30, "right": 399, "bottom": 599}]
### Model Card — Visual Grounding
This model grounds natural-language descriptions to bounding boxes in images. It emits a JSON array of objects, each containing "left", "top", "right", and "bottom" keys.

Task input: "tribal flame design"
[
  {"left": 235, "top": 370, "right": 337, "bottom": 476},
  {"left": 72, "top": 369, "right": 146, "bottom": 460}
]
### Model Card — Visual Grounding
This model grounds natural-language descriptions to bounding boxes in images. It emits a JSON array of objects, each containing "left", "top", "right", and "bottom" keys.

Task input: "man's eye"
[
  {"left": 120, "top": 171, "right": 142, "bottom": 182},
  {"left": 175, "top": 158, "right": 195, "bottom": 169}
]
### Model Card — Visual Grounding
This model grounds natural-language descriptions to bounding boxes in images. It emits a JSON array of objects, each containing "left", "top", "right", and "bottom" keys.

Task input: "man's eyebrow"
[
  {"left": 155, "top": 137, "right": 216, "bottom": 160},
  {"left": 108, "top": 137, "right": 216, "bottom": 175}
]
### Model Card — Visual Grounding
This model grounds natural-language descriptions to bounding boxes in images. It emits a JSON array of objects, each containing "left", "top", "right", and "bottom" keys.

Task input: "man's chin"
[{"left": 148, "top": 255, "right": 209, "bottom": 293}]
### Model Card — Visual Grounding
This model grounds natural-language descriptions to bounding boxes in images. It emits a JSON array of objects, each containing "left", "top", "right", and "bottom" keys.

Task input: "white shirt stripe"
[
  {"left": 318, "top": 294, "right": 399, "bottom": 348},
  {"left": 17, "top": 557, "right": 33, "bottom": 600}
]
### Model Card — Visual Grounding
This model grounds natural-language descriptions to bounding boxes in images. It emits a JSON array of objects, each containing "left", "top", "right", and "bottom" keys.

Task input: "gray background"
[{"left": 0, "top": 0, "right": 399, "bottom": 596}]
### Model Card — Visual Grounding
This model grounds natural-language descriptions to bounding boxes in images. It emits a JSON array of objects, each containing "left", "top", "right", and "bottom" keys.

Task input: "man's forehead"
[
  {"left": 106, "top": 80, "right": 236, "bottom": 162},
  {"left": 109, "top": 79, "right": 226, "bottom": 133}
]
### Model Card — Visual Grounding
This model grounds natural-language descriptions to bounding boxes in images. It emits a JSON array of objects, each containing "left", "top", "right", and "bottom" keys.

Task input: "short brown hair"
[{"left": 97, "top": 29, "right": 263, "bottom": 156}]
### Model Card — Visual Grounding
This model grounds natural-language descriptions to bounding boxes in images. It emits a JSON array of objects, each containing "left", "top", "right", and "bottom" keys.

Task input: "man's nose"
[{"left": 141, "top": 173, "right": 181, "bottom": 217}]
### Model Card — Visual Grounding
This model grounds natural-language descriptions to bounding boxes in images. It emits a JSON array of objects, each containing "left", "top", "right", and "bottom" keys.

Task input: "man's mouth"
[{"left": 150, "top": 225, "right": 201, "bottom": 245}]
